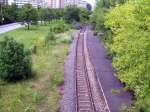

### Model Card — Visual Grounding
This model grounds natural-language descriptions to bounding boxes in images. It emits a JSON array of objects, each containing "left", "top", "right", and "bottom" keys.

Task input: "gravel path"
[{"left": 86, "top": 29, "right": 132, "bottom": 112}]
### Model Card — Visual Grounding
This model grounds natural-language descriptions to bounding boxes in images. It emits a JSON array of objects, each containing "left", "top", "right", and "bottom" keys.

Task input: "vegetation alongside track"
[
  {"left": 92, "top": 0, "right": 150, "bottom": 111},
  {"left": 0, "top": 3, "right": 90, "bottom": 111},
  {"left": 0, "top": 24, "right": 74, "bottom": 112}
]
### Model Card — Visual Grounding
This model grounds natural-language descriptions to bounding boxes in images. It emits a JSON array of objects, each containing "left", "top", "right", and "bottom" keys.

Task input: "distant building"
[
  {"left": 47, "top": 0, "right": 66, "bottom": 8},
  {"left": 65, "top": 0, "right": 75, "bottom": 6},
  {"left": 59, "top": 0, "right": 65, "bottom": 8},
  {"left": 15, "top": 0, "right": 34, "bottom": 7},
  {"left": 77, "top": 0, "right": 87, "bottom": 8},
  {"left": 0, "top": 0, "right": 8, "bottom": 4},
  {"left": 64, "top": 0, "right": 88, "bottom": 8},
  {"left": 46, "top": 0, "right": 61, "bottom": 8},
  {"left": 2, "top": 0, "right": 88, "bottom": 9},
  {"left": 47, "top": 0, "right": 60, "bottom": 8},
  {"left": 13, "top": 0, "right": 47, "bottom": 8},
  {"left": 38, "top": 0, "right": 48, "bottom": 8}
]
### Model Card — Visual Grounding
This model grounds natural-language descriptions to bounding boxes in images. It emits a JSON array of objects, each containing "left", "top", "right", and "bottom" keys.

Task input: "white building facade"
[
  {"left": 48, "top": 0, "right": 60, "bottom": 8},
  {"left": 77, "top": 0, "right": 87, "bottom": 8},
  {"left": 6, "top": 0, "right": 87, "bottom": 9},
  {"left": 64, "top": 0, "right": 87, "bottom": 8},
  {"left": 8, "top": 0, "right": 47, "bottom": 8},
  {"left": 0, "top": 0, "right": 8, "bottom": 4}
]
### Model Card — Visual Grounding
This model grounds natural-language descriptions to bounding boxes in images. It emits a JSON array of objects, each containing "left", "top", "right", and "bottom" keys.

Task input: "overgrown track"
[{"left": 75, "top": 26, "right": 110, "bottom": 112}]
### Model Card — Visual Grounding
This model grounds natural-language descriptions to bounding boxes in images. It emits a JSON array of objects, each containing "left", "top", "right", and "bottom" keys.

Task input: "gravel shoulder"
[
  {"left": 86, "top": 30, "right": 132, "bottom": 112},
  {"left": 61, "top": 28, "right": 132, "bottom": 112},
  {"left": 60, "top": 31, "right": 79, "bottom": 112}
]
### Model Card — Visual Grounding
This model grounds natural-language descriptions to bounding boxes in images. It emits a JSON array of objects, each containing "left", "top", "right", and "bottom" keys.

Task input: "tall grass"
[
  {"left": 0, "top": 25, "right": 73, "bottom": 112},
  {"left": 49, "top": 19, "right": 69, "bottom": 33}
]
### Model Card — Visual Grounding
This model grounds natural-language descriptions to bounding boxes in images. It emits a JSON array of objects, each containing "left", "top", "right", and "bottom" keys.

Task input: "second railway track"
[{"left": 75, "top": 26, "right": 110, "bottom": 112}]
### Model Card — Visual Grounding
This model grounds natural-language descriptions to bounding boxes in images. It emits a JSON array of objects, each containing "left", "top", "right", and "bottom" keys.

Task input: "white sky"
[{"left": 8, "top": 0, "right": 13, "bottom": 4}]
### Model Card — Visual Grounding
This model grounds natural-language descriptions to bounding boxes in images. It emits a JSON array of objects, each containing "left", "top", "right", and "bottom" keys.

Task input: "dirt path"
[{"left": 60, "top": 27, "right": 132, "bottom": 112}]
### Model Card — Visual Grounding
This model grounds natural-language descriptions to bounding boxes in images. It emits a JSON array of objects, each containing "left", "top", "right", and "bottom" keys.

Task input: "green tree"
[
  {"left": 92, "top": 0, "right": 106, "bottom": 31},
  {"left": 0, "top": 37, "right": 31, "bottom": 81},
  {"left": 64, "top": 5, "right": 80, "bottom": 23},
  {"left": 38, "top": 8, "right": 50, "bottom": 24},
  {"left": 104, "top": 0, "right": 150, "bottom": 111},
  {"left": 93, "top": 0, "right": 150, "bottom": 111},
  {"left": 0, "top": 4, "right": 18, "bottom": 24},
  {"left": 52, "top": 8, "right": 64, "bottom": 19},
  {"left": 79, "top": 8, "right": 89, "bottom": 23},
  {"left": 20, "top": 4, "right": 38, "bottom": 30},
  {"left": 92, "top": 0, "right": 126, "bottom": 31},
  {"left": 7, "top": 4, "right": 18, "bottom": 22}
]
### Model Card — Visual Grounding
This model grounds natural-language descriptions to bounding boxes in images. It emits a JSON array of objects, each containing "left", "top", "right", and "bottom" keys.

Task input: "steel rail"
[{"left": 75, "top": 26, "right": 111, "bottom": 112}]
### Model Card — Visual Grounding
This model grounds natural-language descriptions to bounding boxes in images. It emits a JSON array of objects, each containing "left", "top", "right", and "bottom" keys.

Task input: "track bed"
[{"left": 75, "top": 26, "right": 110, "bottom": 112}]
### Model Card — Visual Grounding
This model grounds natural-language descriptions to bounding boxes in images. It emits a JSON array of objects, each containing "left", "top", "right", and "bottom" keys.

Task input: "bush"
[
  {"left": 0, "top": 37, "right": 31, "bottom": 81},
  {"left": 49, "top": 19, "right": 69, "bottom": 33},
  {"left": 57, "top": 36, "right": 72, "bottom": 44},
  {"left": 45, "top": 31, "right": 56, "bottom": 45},
  {"left": 71, "top": 21, "right": 81, "bottom": 30},
  {"left": 50, "top": 73, "right": 63, "bottom": 86},
  {"left": 105, "top": 0, "right": 150, "bottom": 111}
]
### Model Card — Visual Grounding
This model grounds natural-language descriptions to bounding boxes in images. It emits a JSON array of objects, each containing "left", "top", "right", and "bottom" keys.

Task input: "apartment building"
[
  {"left": 0, "top": 0, "right": 8, "bottom": 4},
  {"left": 47, "top": 0, "right": 64, "bottom": 8},
  {"left": 65, "top": 0, "right": 75, "bottom": 6},
  {"left": 77, "top": 0, "right": 87, "bottom": 8},
  {"left": 37, "top": 0, "right": 48, "bottom": 8},
  {"left": 64, "top": 0, "right": 88, "bottom": 8},
  {"left": 13, "top": 0, "right": 47, "bottom": 8},
  {"left": 2, "top": 0, "right": 87, "bottom": 9},
  {"left": 15, "top": 0, "right": 36, "bottom": 8},
  {"left": 59, "top": 0, "right": 65, "bottom": 8},
  {"left": 47, "top": 0, "right": 78, "bottom": 9}
]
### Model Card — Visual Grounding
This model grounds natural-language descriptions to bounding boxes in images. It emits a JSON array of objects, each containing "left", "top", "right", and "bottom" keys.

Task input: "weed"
[
  {"left": 111, "top": 89, "right": 120, "bottom": 94},
  {"left": 45, "top": 31, "right": 56, "bottom": 45}
]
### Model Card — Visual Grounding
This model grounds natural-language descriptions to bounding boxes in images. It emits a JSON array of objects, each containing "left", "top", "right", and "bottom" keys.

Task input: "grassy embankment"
[{"left": 0, "top": 25, "right": 73, "bottom": 112}]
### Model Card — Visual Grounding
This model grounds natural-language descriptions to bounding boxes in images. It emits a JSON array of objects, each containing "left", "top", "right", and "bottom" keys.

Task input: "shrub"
[
  {"left": 0, "top": 37, "right": 31, "bottom": 81},
  {"left": 49, "top": 19, "right": 69, "bottom": 33},
  {"left": 50, "top": 73, "right": 63, "bottom": 86},
  {"left": 45, "top": 31, "right": 56, "bottom": 45},
  {"left": 30, "top": 45, "right": 37, "bottom": 54},
  {"left": 57, "top": 36, "right": 72, "bottom": 44},
  {"left": 71, "top": 21, "right": 81, "bottom": 30},
  {"left": 105, "top": 0, "right": 150, "bottom": 111}
]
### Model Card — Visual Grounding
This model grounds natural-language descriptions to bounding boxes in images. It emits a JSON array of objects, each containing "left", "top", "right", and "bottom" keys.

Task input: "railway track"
[{"left": 75, "top": 26, "right": 110, "bottom": 112}]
